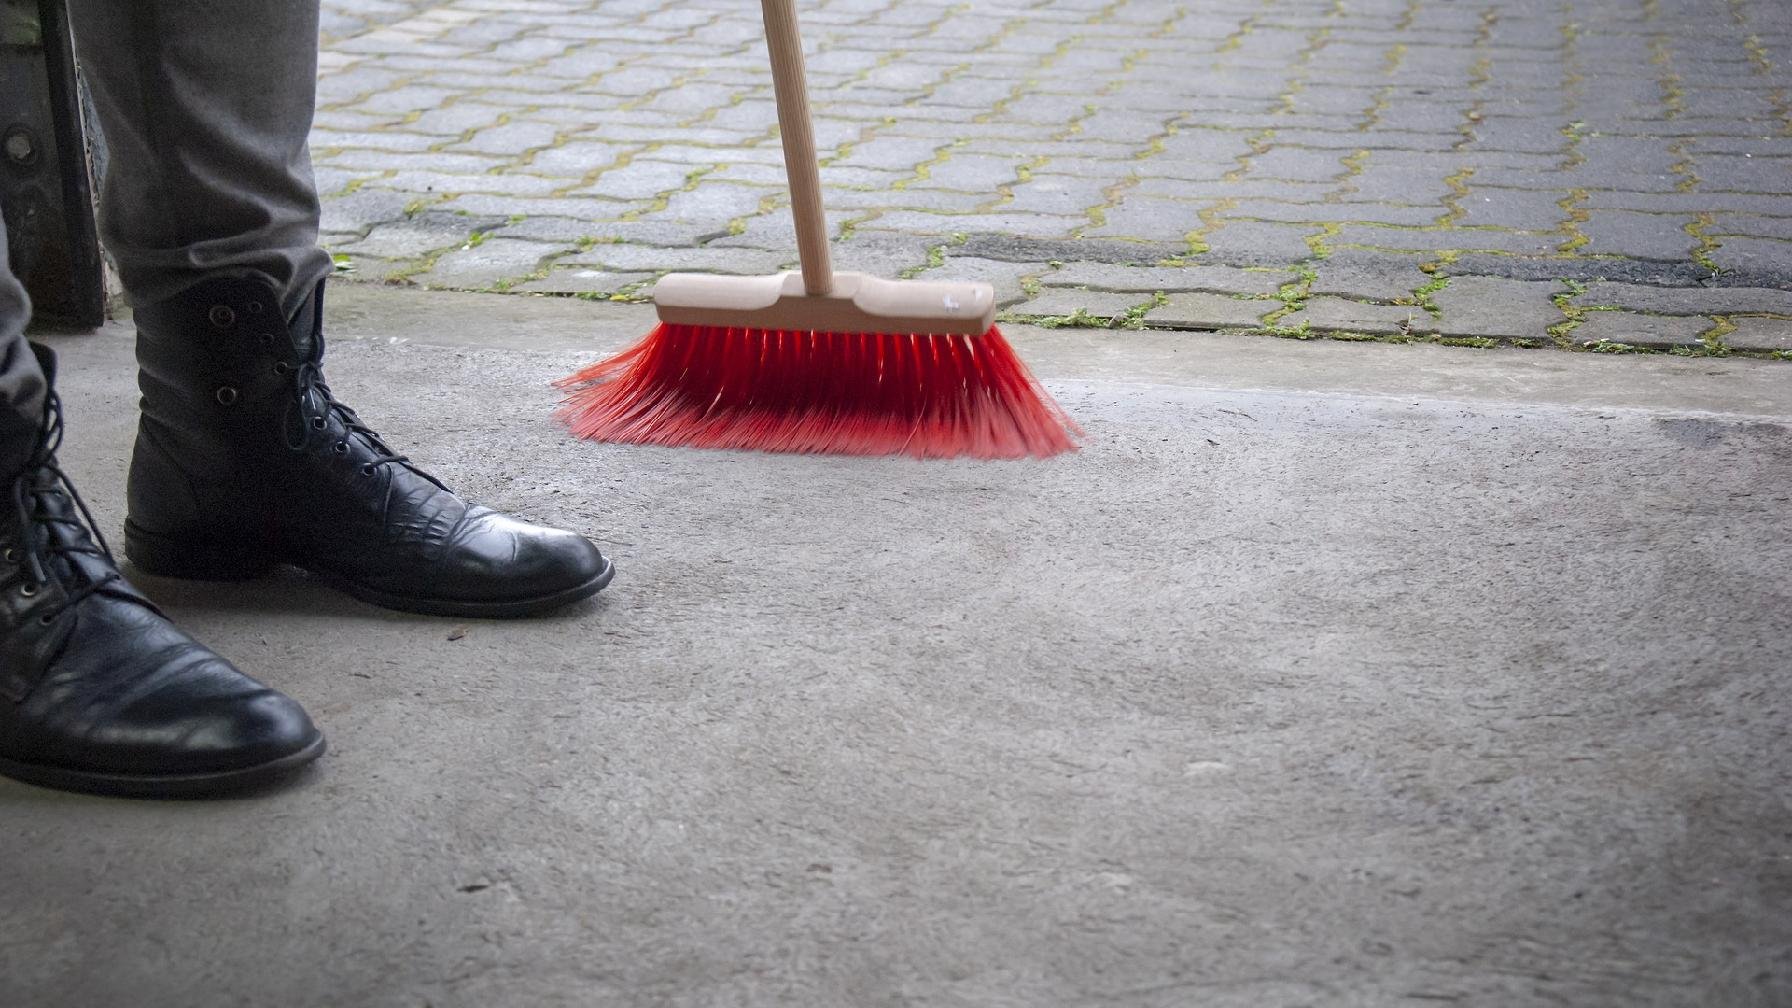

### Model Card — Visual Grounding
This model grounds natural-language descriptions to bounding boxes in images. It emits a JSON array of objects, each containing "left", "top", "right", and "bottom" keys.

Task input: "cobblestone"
[
  {"left": 508, "top": 267, "right": 656, "bottom": 295},
  {"left": 1281, "top": 298, "right": 1439, "bottom": 338},
  {"left": 561, "top": 244, "right": 791, "bottom": 275},
  {"left": 913, "top": 255, "right": 1038, "bottom": 307},
  {"left": 1043, "top": 263, "right": 1288, "bottom": 297},
  {"left": 1710, "top": 237, "right": 1792, "bottom": 275},
  {"left": 1201, "top": 222, "right": 1326, "bottom": 264},
  {"left": 1332, "top": 226, "right": 1562, "bottom": 256},
  {"left": 314, "top": 0, "right": 1792, "bottom": 356},
  {"left": 1433, "top": 277, "right": 1567, "bottom": 339},
  {"left": 1725, "top": 317, "right": 1792, "bottom": 351},
  {"left": 1572, "top": 312, "right": 1712, "bottom": 350},
  {"left": 332, "top": 213, "right": 492, "bottom": 260},
  {"left": 1572, "top": 282, "right": 1792, "bottom": 316},
  {"left": 1144, "top": 293, "right": 1278, "bottom": 330},
  {"left": 1011, "top": 290, "right": 1147, "bottom": 325},
  {"left": 1309, "top": 251, "right": 1433, "bottom": 303},
  {"left": 412, "top": 236, "right": 555, "bottom": 288}
]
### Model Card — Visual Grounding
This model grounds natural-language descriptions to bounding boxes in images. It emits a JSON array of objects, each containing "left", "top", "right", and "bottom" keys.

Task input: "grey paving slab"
[
  {"left": 1710, "top": 236, "right": 1792, "bottom": 275},
  {"left": 6, "top": 286, "right": 1790, "bottom": 1007},
  {"left": 508, "top": 267, "right": 656, "bottom": 295},
  {"left": 1433, "top": 277, "right": 1567, "bottom": 339},
  {"left": 1281, "top": 297, "right": 1441, "bottom": 337},
  {"left": 1199, "top": 221, "right": 1327, "bottom": 264},
  {"left": 911, "top": 255, "right": 1040, "bottom": 307},
  {"left": 1333, "top": 225, "right": 1563, "bottom": 255},
  {"left": 1571, "top": 311, "right": 1714, "bottom": 350},
  {"left": 331, "top": 214, "right": 491, "bottom": 260},
  {"left": 1572, "top": 282, "right": 1792, "bottom": 316},
  {"left": 559, "top": 243, "right": 792, "bottom": 275},
  {"left": 1143, "top": 292, "right": 1279, "bottom": 330},
  {"left": 411, "top": 236, "right": 557, "bottom": 289},
  {"left": 1309, "top": 250, "right": 1434, "bottom": 302},
  {"left": 1008, "top": 289, "right": 1146, "bottom": 324},
  {"left": 1580, "top": 210, "right": 1699, "bottom": 261},
  {"left": 1726, "top": 316, "right": 1792, "bottom": 352},
  {"left": 1043, "top": 263, "right": 1290, "bottom": 297}
]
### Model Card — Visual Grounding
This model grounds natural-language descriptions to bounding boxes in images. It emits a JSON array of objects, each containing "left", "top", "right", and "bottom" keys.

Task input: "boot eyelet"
[
  {"left": 20, "top": 584, "right": 37, "bottom": 598},
  {"left": 332, "top": 441, "right": 349, "bottom": 454},
  {"left": 259, "top": 332, "right": 277, "bottom": 348},
  {"left": 273, "top": 361, "right": 292, "bottom": 376},
  {"left": 38, "top": 612, "right": 54, "bottom": 625},
  {"left": 215, "top": 386, "right": 239, "bottom": 405},
  {"left": 311, "top": 417, "right": 327, "bottom": 431},
  {"left": 247, "top": 300, "right": 264, "bottom": 314},
  {"left": 208, "top": 305, "right": 236, "bottom": 328},
  {"left": 360, "top": 463, "right": 377, "bottom": 477},
  {"left": 2, "top": 548, "right": 16, "bottom": 562}
]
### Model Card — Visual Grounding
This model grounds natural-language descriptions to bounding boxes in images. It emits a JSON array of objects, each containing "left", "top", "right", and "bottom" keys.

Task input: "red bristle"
[{"left": 555, "top": 323, "right": 1081, "bottom": 459}]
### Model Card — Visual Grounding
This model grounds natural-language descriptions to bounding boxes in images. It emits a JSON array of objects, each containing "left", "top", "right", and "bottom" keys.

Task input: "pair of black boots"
[{"left": 0, "top": 277, "right": 612, "bottom": 798}]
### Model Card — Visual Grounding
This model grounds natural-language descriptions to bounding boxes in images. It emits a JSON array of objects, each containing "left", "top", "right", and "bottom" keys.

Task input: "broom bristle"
[{"left": 555, "top": 323, "right": 1080, "bottom": 459}]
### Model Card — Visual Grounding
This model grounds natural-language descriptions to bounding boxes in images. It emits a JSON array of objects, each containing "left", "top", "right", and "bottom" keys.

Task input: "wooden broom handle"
[{"left": 761, "top": 0, "right": 832, "bottom": 295}]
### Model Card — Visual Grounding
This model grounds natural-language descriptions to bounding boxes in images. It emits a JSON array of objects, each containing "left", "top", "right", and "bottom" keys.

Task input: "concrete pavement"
[
  {"left": 309, "top": 0, "right": 1792, "bottom": 356},
  {"left": 2, "top": 285, "right": 1788, "bottom": 1006}
]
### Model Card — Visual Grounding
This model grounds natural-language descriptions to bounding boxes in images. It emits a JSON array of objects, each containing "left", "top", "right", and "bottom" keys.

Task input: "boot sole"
[
  {"left": 124, "top": 520, "right": 280, "bottom": 581},
  {"left": 315, "top": 554, "right": 614, "bottom": 618},
  {"left": 125, "top": 521, "right": 615, "bottom": 618},
  {"left": 0, "top": 732, "right": 326, "bottom": 799}
]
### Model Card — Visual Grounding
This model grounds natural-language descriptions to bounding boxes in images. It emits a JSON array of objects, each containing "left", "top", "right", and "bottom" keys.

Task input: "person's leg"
[
  {"left": 66, "top": 0, "right": 333, "bottom": 317},
  {"left": 70, "top": 0, "right": 612, "bottom": 617},
  {"left": 0, "top": 217, "right": 47, "bottom": 478},
  {"left": 0, "top": 214, "right": 323, "bottom": 798}
]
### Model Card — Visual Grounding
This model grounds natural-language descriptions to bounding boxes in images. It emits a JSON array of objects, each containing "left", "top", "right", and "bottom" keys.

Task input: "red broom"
[{"left": 555, "top": 0, "right": 1079, "bottom": 459}]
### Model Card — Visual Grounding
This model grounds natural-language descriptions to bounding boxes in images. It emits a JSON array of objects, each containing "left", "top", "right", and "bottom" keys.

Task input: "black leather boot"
[
  {"left": 1, "top": 345, "right": 323, "bottom": 797},
  {"left": 124, "top": 276, "right": 612, "bottom": 617}
]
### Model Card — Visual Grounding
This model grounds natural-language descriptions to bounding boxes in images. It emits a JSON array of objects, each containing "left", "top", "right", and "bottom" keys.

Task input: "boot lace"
[
  {"left": 284, "top": 333, "right": 447, "bottom": 491},
  {"left": 4, "top": 393, "right": 120, "bottom": 615}
]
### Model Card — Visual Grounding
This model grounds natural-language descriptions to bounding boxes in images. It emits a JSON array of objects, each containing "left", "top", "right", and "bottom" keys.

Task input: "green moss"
[
  {"left": 1547, "top": 279, "right": 1590, "bottom": 348},
  {"left": 1555, "top": 190, "right": 1590, "bottom": 253},
  {"left": 1116, "top": 292, "right": 1169, "bottom": 329},
  {"left": 1688, "top": 215, "right": 1722, "bottom": 274},
  {"left": 1256, "top": 321, "right": 1314, "bottom": 340},
  {"left": 898, "top": 242, "right": 951, "bottom": 280},
  {"left": 1699, "top": 317, "right": 1736, "bottom": 357},
  {"left": 1029, "top": 308, "right": 1112, "bottom": 329},
  {"left": 1024, "top": 292, "right": 1165, "bottom": 331}
]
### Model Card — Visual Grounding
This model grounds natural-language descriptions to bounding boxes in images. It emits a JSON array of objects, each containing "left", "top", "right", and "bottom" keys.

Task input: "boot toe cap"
[
  {"left": 93, "top": 659, "right": 323, "bottom": 777},
  {"left": 439, "top": 509, "right": 612, "bottom": 604},
  {"left": 9, "top": 620, "right": 324, "bottom": 788},
  {"left": 141, "top": 684, "right": 323, "bottom": 775}
]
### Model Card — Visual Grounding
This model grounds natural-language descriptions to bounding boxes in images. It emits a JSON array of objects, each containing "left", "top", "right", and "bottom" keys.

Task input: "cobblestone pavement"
[{"left": 313, "top": 0, "right": 1792, "bottom": 357}]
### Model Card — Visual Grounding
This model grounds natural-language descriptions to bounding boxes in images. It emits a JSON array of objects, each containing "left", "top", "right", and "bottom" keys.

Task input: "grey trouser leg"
[
  {"left": 3, "top": 0, "right": 328, "bottom": 473},
  {"left": 66, "top": 0, "right": 334, "bottom": 318},
  {"left": 0, "top": 214, "right": 47, "bottom": 478}
]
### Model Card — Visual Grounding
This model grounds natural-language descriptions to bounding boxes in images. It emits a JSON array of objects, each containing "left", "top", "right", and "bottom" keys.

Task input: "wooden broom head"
[{"left": 652, "top": 271, "right": 997, "bottom": 337}]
